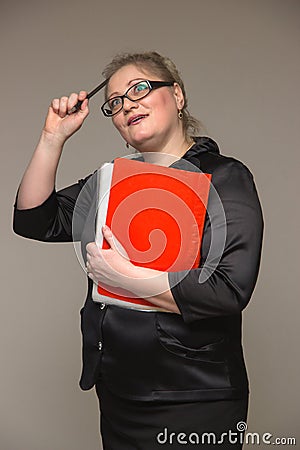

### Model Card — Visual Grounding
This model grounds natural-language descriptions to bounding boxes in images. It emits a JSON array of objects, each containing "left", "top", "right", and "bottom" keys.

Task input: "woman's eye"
[
  {"left": 134, "top": 82, "right": 148, "bottom": 94},
  {"left": 110, "top": 98, "right": 121, "bottom": 109}
]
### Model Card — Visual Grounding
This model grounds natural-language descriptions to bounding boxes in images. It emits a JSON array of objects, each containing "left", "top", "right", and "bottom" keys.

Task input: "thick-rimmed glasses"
[{"left": 101, "top": 80, "right": 174, "bottom": 117}]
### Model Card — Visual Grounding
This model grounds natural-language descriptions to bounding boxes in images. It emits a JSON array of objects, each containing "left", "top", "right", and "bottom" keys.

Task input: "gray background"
[{"left": 1, "top": 0, "right": 299, "bottom": 449}]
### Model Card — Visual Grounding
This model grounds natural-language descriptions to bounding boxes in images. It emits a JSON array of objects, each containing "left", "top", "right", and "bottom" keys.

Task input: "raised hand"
[{"left": 43, "top": 91, "right": 89, "bottom": 143}]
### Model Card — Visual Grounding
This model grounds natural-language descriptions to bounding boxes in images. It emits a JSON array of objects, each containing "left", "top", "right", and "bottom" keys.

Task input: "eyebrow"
[{"left": 107, "top": 78, "right": 147, "bottom": 99}]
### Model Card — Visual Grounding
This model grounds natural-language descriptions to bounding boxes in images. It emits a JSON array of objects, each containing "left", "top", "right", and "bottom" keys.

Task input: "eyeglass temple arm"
[{"left": 68, "top": 78, "right": 109, "bottom": 114}]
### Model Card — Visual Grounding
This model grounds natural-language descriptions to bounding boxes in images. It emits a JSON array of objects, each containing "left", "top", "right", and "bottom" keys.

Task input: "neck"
[{"left": 133, "top": 135, "right": 194, "bottom": 166}]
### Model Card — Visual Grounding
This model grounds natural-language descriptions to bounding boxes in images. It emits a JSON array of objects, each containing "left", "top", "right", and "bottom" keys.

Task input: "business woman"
[{"left": 13, "top": 51, "right": 263, "bottom": 449}]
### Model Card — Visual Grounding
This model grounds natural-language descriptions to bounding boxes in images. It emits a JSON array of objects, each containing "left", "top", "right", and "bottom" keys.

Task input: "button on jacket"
[{"left": 13, "top": 137, "right": 264, "bottom": 402}]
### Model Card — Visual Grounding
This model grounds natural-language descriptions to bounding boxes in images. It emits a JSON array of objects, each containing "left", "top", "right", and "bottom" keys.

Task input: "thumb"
[
  {"left": 76, "top": 99, "right": 89, "bottom": 119},
  {"left": 80, "top": 98, "right": 89, "bottom": 113},
  {"left": 102, "top": 225, "right": 116, "bottom": 249},
  {"left": 102, "top": 225, "right": 129, "bottom": 260}
]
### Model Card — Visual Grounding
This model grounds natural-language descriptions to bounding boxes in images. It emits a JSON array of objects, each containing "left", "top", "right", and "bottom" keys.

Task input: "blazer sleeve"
[
  {"left": 12, "top": 172, "right": 94, "bottom": 242},
  {"left": 168, "top": 160, "right": 264, "bottom": 323}
]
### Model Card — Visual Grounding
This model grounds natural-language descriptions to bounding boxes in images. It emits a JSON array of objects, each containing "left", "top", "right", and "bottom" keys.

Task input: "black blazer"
[{"left": 13, "top": 137, "right": 264, "bottom": 402}]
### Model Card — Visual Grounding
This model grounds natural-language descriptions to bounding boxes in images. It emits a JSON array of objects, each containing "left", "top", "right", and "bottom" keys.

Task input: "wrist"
[
  {"left": 121, "top": 265, "right": 167, "bottom": 297},
  {"left": 40, "top": 129, "right": 66, "bottom": 149}
]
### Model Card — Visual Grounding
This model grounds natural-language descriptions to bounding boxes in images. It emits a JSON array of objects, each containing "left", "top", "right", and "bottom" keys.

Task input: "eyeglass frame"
[{"left": 101, "top": 80, "right": 174, "bottom": 117}]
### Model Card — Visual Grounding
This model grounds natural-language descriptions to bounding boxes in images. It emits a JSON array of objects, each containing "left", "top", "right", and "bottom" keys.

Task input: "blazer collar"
[{"left": 183, "top": 136, "right": 220, "bottom": 169}]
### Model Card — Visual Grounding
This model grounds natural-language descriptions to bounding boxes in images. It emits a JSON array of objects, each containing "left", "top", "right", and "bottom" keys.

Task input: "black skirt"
[{"left": 96, "top": 382, "right": 248, "bottom": 450}]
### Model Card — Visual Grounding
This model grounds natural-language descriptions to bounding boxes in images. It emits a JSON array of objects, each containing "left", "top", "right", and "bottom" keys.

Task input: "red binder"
[{"left": 92, "top": 157, "right": 211, "bottom": 310}]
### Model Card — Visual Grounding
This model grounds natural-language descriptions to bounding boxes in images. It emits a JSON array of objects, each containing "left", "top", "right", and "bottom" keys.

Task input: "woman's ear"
[{"left": 172, "top": 83, "right": 185, "bottom": 110}]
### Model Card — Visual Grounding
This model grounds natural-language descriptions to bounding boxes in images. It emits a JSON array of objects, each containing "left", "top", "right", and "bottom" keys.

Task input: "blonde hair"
[{"left": 102, "top": 51, "right": 202, "bottom": 138}]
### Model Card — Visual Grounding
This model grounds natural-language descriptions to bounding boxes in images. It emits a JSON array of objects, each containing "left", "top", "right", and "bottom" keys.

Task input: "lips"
[{"left": 127, "top": 114, "right": 148, "bottom": 126}]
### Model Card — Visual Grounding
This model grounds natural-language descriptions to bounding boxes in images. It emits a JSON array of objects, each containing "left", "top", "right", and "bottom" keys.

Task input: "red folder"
[{"left": 93, "top": 157, "right": 211, "bottom": 310}]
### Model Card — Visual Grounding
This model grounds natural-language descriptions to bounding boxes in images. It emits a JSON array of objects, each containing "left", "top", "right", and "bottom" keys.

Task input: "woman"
[{"left": 13, "top": 51, "right": 263, "bottom": 449}]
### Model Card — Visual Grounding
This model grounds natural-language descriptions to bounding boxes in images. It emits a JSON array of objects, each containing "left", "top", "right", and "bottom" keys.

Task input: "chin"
[{"left": 129, "top": 133, "right": 154, "bottom": 149}]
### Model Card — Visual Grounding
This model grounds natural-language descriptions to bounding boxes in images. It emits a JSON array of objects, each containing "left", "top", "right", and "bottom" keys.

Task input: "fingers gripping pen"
[{"left": 68, "top": 79, "right": 109, "bottom": 114}]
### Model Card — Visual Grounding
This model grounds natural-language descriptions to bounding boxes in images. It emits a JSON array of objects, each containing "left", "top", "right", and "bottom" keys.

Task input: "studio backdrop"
[{"left": 1, "top": 0, "right": 299, "bottom": 449}]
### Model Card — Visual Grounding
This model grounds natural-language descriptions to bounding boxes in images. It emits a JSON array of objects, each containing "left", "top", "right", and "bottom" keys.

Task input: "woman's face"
[{"left": 107, "top": 64, "right": 185, "bottom": 151}]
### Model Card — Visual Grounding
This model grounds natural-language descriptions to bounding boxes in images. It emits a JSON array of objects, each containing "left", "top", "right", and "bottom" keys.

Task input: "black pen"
[{"left": 68, "top": 79, "right": 108, "bottom": 114}]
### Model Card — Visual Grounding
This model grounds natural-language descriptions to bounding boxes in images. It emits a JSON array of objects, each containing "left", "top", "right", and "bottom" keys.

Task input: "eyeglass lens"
[{"left": 104, "top": 81, "right": 151, "bottom": 116}]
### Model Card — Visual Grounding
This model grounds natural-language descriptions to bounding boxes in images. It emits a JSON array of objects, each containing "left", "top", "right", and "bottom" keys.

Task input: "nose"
[{"left": 123, "top": 96, "right": 138, "bottom": 113}]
